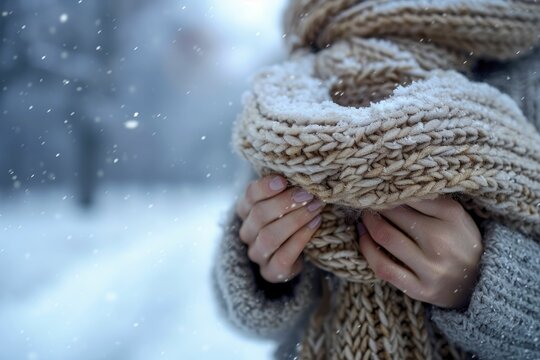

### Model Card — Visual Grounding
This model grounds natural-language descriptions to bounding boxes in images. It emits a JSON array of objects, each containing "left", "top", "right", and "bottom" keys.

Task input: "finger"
[
  {"left": 406, "top": 197, "right": 461, "bottom": 221},
  {"left": 236, "top": 175, "right": 287, "bottom": 220},
  {"left": 265, "top": 215, "right": 322, "bottom": 280},
  {"left": 358, "top": 224, "right": 422, "bottom": 296},
  {"left": 362, "top": 213, "right": 429, "bottom": 275},
  {"left": 261, "top": 258, "right": 304, "bottom": 283},
  {"left": 239, "top": 187, "right": 316, "bottom": 245},
  {"left": 378, "top": 206, "right": 436, "bottom": 251},
  {"left": 248, "top": 200, "right": 324, "bottom": 264}
]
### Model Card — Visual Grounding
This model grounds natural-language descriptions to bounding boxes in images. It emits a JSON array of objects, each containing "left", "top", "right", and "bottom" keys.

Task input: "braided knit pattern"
[{"left": 233, "top": 1, "right": 540, "bottom": 358}]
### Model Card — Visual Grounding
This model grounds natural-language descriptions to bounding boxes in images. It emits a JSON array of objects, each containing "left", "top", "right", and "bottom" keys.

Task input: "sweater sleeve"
[
  {"left": 211, "top": 207, "right": 321, "bottom": 340},
  {"left": 429, "top": 221, "right": 540, "bottom": 360}
]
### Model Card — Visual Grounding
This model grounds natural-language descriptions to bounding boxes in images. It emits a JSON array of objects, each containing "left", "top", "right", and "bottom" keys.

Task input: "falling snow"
[
  {"left": 0, "top": 188, "right": 274, "bottom": 360},
  {"left": 0, "top": 0, "right": 288, "bottom": 359},
  {"left": 124, "top": 120, "right": 139, "bottom": 129}
]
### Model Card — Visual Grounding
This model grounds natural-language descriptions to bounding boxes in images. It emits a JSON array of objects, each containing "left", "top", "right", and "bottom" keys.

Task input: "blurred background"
[{"left": 0, "top": 0, "right": 287, "bottom": 359}]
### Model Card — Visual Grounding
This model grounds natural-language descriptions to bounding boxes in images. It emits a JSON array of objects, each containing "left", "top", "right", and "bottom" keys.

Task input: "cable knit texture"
[{"left": 214, "top": 1, "right": 540, "bottom": 359}]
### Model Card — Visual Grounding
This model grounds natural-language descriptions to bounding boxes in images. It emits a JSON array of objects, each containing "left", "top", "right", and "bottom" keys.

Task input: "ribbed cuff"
[
  {"left": 430, "top": 221, "right": 540, "bottom": 360},
  {"left": 212, "top": 208, "right": 321, "bottom": 339}
]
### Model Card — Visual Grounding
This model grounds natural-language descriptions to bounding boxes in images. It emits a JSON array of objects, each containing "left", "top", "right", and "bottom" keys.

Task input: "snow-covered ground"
[{"left": 0, "top": 186, "right": 274, "bottom": 360}]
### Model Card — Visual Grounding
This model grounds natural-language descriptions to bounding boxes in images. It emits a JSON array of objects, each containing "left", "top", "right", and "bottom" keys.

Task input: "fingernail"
[
  {"left": 357, "top": 222, "right": 367, "bottom": 237},
  {"left": 293, "top": 189, "right": 314, "bottom": 203},
  {"left": 307, "top": 199, "right": 323, "bottom": 212},
  {"left": 308, "top": 215, "right": 322, "bottom": 229},
  {"left": 269, "top": 176, "right": 285, "bottom": 191}
]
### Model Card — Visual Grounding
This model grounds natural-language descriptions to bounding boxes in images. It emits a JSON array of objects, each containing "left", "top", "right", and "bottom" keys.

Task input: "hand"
[
  {"left": 236, "top": 175, "right": 325, "bottom": 283},
  {"left": 358, "top": 197, "right": 483, "bottom": 309}
]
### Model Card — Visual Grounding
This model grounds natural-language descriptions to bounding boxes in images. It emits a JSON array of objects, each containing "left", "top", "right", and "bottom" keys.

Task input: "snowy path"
[{"left": 0, "top": 186, "right": 274, "bottom": 360}]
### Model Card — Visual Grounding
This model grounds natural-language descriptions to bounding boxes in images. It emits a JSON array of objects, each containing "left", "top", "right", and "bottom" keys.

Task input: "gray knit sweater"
[{"left": 212, "top": 49, "right": 540, "bottom": 360}]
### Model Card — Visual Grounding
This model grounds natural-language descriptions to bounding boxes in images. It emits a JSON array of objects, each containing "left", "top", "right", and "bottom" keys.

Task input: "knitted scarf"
[{"left": 232, "top": 1, "right": 540, "bottom": 358}]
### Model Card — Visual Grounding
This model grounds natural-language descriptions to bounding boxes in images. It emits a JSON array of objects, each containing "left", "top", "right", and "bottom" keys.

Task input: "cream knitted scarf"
[{"left": 232, "top": 1, "right": 540, "bottom": 358}]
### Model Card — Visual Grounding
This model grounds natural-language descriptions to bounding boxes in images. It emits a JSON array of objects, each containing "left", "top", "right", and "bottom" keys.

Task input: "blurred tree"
[
  {"left": 0, "top": 0, "right": 111, "bottom": 206},
  {"left": 0, "top": 0, "right": 279, "bottom": 193}
]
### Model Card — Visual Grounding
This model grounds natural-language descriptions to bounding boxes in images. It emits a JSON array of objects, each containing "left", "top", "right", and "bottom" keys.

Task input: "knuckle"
[
  {"left": 371, "top": 226, "right": 392, "bottom": 246},
  {"left": 257, "top": 229, "right": 282, "bottom": 256},
  {"left": 239, "top": 223, "right": 251, "bottom": 244},
  {"left": 249, "top": 205, "right": 266, "bottom": 227},
  {"left": 236, "top": 198, "right": 249, "bottom": 220},
  {"left": 373, "top": 262, "right": 393, "bottom": 282},
  {"left": 426, "top": 263, "right": 447, "bottom": 283},
  {"left": 432, "top": 233, "right": 447, "bottom": 246},
  {"left": 434, "top": 239, "right": 450, "bottom": 254},
  {"left": 419, "top": 285, "right": 437, "bottom": 302},
  {"left": 440, "top": 241, "right": 469, "bottom": 266},
  {"left": 257, "top": 228, "right": 276, "bottom": 247},
  {"left": 260, "top": 266, "right": 279, "bottom": 283},
  {"left": 273, "top": 250, "right": 295, "bottom": 269},
  {"left": 249, "top": 243, "right": 270, "bottom": 265}
]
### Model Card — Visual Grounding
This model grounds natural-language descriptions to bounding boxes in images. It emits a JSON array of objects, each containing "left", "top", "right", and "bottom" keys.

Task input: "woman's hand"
[
  {"left": 236, "top": 175, "right": 325, "bottom": 283},
  {"left": 358, "top": 197, "right": 483, "bottom": 309}
]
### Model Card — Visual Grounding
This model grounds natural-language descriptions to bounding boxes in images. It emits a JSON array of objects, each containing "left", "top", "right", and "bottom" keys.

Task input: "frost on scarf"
[{"left": 230, "top": 0, "right": 540, "bottom": 358}]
